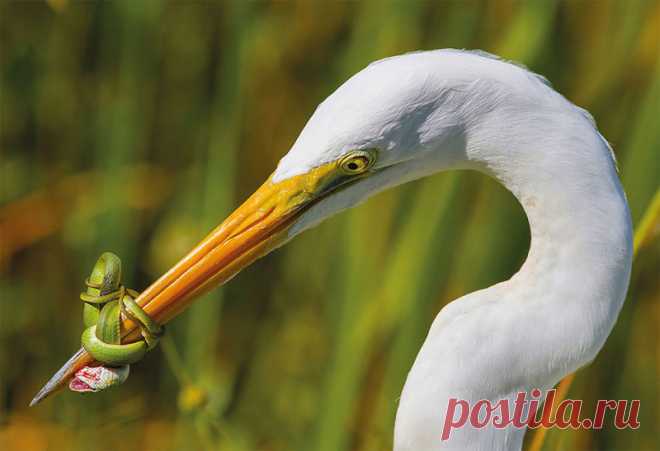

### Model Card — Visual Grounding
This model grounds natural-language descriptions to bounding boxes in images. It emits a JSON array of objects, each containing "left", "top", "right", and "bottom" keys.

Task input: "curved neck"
[
  {"left": 395, "top": 104, "right": 633, "bottom": 451},
  {"left": 469, "top": 119, "right": 632, "bottom": 449},
  {"left": 469, "top": 108, "right": 632, "bottom": 312}
]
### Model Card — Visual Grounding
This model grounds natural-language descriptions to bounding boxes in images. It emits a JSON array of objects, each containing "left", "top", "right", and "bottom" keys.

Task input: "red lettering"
[
  {"left": 441, "top": 394, "right": 640, "bottom": 436},
  {"left": 526, "top": 389, "right": 542, "bottom": 429},
  {"left": 512, "top": 392, "right": 528, "bottom": 427},
  {"left": 470, "top": 399, "right": 492, "bottom": 428},
  {"left": 614, "top": 400, "right": 640, "bottom": 430},
  {"left": 492, "top": 399, "right": 511, "bottom": 428},
  {"left": 555, "top": 399, "right": 582, "bottom": 429},
  {"left": 442, "top": 398, "right": 469, "bottom": 440},
  {"left": 593, "top": 400, "right": 617, "bottom": 429},
  {"left": 540, "top": 389, "right": 557, "bottom": 428}
]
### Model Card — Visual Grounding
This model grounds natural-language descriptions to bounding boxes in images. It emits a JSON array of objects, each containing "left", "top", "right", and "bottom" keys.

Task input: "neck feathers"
[{"left": 464, "top": 84, "right": 634, "bottom": 386}]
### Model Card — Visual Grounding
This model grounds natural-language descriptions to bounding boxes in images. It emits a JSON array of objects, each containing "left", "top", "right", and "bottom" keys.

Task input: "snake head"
[{"left": 69, "top": 365, "right": 129, "bottom": 393}]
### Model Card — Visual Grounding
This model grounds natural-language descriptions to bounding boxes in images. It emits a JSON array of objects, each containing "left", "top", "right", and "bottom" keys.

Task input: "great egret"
[{"left": 33, "top": 49, "right": 633, "bottom": 450}]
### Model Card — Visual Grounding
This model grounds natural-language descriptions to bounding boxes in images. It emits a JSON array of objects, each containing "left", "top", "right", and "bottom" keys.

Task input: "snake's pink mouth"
[
  {"left": 68, "top": 368, "right": 98, "bottom": 392},
  {"left": 68, "top": 366, "right": 130, "bottom": 393},
  {"left": 69, "top": 375, "right": 94, "bottom": 392}
]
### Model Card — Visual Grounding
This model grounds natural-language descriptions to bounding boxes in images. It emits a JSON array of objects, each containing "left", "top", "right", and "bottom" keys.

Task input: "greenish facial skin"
[{"left": 79, "top": 252, "right": 163, "bottom": 373}]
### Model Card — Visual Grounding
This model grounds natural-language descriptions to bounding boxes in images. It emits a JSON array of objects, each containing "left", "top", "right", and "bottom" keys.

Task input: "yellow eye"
[{"left": 339, "top": 150, "right": 377, "bottom": 175}]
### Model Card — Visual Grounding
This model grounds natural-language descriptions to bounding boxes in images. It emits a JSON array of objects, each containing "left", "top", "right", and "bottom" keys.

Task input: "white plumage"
[
  {"left": 274, "top": 50, "right": 632, "bottom": 450},
  {"left": 33, "top": 49, "right": 632, "bottom": 449}
]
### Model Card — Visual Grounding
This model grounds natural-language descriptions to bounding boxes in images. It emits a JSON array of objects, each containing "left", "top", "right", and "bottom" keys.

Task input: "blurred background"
[{"left": 1, "top": 1, "right": 658, "bottom": 450}]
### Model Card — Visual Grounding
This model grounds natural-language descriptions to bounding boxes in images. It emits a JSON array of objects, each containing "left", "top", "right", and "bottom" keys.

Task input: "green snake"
[{"left": 79, "top": 252, "right": 163, "bottom": 367}]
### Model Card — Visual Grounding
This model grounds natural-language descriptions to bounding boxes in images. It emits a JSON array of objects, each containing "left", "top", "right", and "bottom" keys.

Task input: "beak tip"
[
  {"left": 29, "top": 393, "right": 43, "bottom": 407},
  {"left": 30, "top": 380, "right": 55, "bottom": 406},
  {"left": 30, "top": 347, "right": 89, "bottom": 407}
]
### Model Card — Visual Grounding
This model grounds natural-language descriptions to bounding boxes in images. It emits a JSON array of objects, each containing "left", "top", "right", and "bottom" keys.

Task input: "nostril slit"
[{"left": 226, "top": 206, "right": 276, "bottom": 241}]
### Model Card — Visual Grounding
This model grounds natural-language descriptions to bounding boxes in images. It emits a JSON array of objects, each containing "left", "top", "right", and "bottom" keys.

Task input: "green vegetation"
[{"left": 1, "top": 1, "right": 657, "bottom": 450}]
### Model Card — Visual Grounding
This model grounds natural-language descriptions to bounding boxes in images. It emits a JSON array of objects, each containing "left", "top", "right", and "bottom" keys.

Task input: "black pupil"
[{"left": 347, "top": 161, "right": 360, "bottom": 171}]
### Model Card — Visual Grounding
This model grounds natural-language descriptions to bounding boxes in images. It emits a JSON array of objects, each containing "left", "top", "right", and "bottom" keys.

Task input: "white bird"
[{"left": 35, "top": 49, "right": 633, "bottom": 451}]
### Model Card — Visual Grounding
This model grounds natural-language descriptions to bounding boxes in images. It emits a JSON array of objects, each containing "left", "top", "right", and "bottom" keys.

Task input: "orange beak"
[{"left": 30, "top": 160, "right": 354, "bottom": 406}]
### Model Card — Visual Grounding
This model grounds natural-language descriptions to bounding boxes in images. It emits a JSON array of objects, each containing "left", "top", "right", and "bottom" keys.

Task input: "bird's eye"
[{"left": 339, "top": 150, "right": 377, "bottom": 175}]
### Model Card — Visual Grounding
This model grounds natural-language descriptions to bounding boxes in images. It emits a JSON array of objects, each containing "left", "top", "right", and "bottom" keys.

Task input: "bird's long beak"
[{"left": 31, "top": 161, "right": 350, "bottom": 405}]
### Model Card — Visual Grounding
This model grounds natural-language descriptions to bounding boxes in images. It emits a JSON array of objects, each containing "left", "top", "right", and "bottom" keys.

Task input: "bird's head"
[
  {"left": 146, "top": 52, "right": 472, "bottom": 323},
  {"left": 273, "top": 53, "right": 471, "bottom": 235}
]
